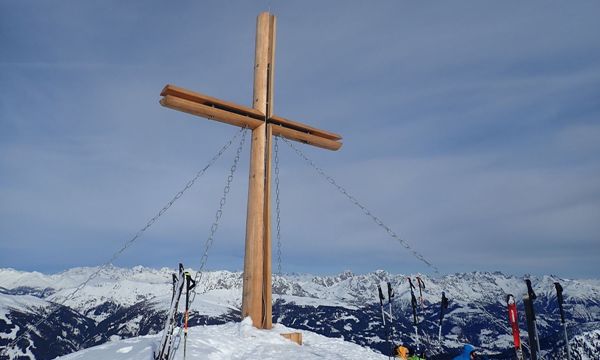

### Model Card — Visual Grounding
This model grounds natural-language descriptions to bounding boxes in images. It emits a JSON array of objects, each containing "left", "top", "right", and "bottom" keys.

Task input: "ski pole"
[
  {"left": 438, "top": 291, "right": 448, "bottom": 345},
  {"left": 524, "top": 279, "right": 541, "bottom": 360},
  {"left": 554, "top": 282, "right": 571, "bottom": 360},
  {"left": 416, "top": 276, "right": 425, "bottom": 311},
  {"left": 387, "top": 282, "right": 395, "bottom": 355},
  {"left": 378, "top": 285, "right": 386, "bottom": 326},
  {"left": 183, "top": 271, "right": 196, "bottom": 359},
  {"left": 184, "top": 272, "right": 189, "bottom": 359},
  {"left": 378, "top": 285, "right": 391, "bottom": 359},
  {"left": 407, "top": 277, "right": 419, "bottom": 351},
  {"left": 387, "top": 282, "right": 394, "bottom": 323},
  {"left": 415, "top": 276, "right": 426, "bottom": 353}
]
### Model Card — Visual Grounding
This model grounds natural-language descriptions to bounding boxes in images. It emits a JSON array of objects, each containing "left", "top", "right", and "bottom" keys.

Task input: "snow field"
[{"left": 56, "top": 317, "right": 387, "bottom": 360}]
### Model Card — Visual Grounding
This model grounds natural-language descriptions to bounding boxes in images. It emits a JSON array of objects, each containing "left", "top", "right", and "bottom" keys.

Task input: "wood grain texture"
[
  {"left": 161, "top": 85, "right": 342, "bottom": 142},
  {"left": 160, "top": 94, "right": 342, "bottom": 150},
  {"left": 281, "top": 332, "right": 303, "bottom": 345},
  {"left": 160, "top": 95, "right": 263, "bottom": 129},
  {"left": 242, "top": 123, "right": 268, "bottom": 328},
  {"left": 242, "top": 11, "right": 275, "bottom": 330},
  {"left": 161, "top": 84, "right": 264, "bottom": 119},
  {"left": 271, "top": 123, "right": 342, "bottom": 151}
]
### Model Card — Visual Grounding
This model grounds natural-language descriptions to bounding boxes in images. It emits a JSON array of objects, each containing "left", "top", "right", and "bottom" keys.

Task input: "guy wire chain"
[
  {"left": 274, "top": 136, "right": 283, "bottom": 278},
  {"left": 282, "top": 139, "right": 527, "bottom": 354},
  {"left": 189, "top": 128, "right": 247, "bottom": 306},
  {"left": 0, "top": 127, "right": 246, "bottom": 357},
  {"left": 169, "top": 129, "right": 248, "bottom": 359},
  {"left": 282, "top": 137, "right": 440, "bottom": 275},
  {"left": 282, "top": 140, "right": 521, "bottom": 352}
]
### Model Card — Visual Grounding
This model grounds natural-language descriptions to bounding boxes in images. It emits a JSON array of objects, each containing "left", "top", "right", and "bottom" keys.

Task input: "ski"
[
  {"left": 506, "top": 294, "right": 524, "bottom": 360},
  {"left": 554, "top": 282, "right": 571, "bottom": 360},
  {"left": 155, "top": 263, "right": 186, "bottom": 360}
]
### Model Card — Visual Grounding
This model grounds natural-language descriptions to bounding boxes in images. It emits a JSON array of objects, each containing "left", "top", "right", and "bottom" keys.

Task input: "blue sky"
[{"left": 1, "top": 1, "right": 599, "bottom": 278}]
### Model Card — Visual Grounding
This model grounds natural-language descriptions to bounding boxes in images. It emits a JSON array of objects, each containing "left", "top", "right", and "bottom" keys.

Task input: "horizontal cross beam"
[{"left": 160, "top": 84, "right": 342, "bottom": 151}]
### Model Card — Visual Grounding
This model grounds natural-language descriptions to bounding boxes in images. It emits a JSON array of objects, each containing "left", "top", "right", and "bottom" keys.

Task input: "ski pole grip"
[
  {"left": 417, "top": 277, "right": 425, "bottom": 290},
  {"left": 525, "top": 279, "right": 536, "bottom": 300},
  {"left": 378, "top": 285, "right": 385, "bottom": 306}
]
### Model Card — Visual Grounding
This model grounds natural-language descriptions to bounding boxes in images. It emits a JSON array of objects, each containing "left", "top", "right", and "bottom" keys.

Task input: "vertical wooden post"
[
  {"left": 263, "top": 11, "right": 276, "bottom": 331},
  {"left": 242, "top": 11, "right": 276, "bottom": 329}
]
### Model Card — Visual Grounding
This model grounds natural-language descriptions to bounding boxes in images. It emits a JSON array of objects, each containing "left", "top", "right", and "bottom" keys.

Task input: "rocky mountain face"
[{"left": 1, "top": 266, "right": 598, "bottom": 359}]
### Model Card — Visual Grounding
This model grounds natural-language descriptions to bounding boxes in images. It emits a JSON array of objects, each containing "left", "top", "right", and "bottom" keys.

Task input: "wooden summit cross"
[{"left": 159, "top": 12, "right": 342, "bottom": 330}]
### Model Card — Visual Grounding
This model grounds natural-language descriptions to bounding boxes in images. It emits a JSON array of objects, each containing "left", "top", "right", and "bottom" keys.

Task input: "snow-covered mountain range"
[{"left": 1, "top": 266, "right": 599, "bottom": 359}]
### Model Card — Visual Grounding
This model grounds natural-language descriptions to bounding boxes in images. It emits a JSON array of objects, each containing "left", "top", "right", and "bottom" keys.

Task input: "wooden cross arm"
[{"left": 160, "top": 84, "right": 343, "bottom": 151}]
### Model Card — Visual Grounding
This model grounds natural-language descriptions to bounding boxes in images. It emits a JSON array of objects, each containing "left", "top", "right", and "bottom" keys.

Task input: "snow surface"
[
  {"left": 0, "top": 292, "right": 49, "bottom": 315},
  {"left": 56, "top": 317, "right": 387, "bottom": 360},
  {"left": 0, "top": 293, "right": 46, "bottom": 344}
]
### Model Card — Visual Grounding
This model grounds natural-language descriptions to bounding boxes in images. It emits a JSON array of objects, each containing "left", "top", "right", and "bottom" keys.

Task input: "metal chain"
[
  {"left": 189, "top": 128, "right": 247, "bottom": 305},
  {"left": 168, "top": 129, "right": 248, "bottom": 360},
  {"left": 280, "top": 139, "right": 529, "bottom": 354},
  {"left": 274, "top": 136, "right": 283, "bottom": 277},
  {"left": 282, "top": 138, "right": 440, "bottom": 275},
  {"left": 0, "top": 127, "right": 246, "bottom": 357}
]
